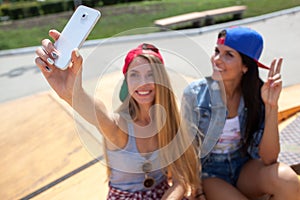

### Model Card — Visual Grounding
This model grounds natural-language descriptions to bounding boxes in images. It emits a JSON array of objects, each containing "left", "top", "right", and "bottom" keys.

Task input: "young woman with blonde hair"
[{"left": 35, "top": 30, "right": 200, "bottom": 199}]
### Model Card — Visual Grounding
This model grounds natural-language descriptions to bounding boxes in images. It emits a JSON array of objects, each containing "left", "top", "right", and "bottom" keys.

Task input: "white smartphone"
[{"left": 54, "top": 5, "right": 101, "bottom": 69}]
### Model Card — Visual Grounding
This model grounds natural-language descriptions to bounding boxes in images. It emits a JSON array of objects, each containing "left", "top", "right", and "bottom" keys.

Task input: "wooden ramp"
[
  {"left": 278, "top": 84, "right": 300, "bottom": 122},
  {"left": 0, "top": 92, "right": 108, "bottom": 200},
  {"left": 0, "top": 73, "right": 299, "bottom": 199}
]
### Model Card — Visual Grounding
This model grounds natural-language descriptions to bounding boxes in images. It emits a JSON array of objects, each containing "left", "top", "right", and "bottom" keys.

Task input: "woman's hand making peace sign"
[{"left": 261, "top": 58, "right": 283, "bottom": 107}]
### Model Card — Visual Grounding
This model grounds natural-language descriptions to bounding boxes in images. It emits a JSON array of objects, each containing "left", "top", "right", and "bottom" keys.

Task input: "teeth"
[
  {"left": 213, "top": 66, "right": 223, "bottom": 72},
  {"left": 137, "top": 91, "right": 150, "bottom": 95}
]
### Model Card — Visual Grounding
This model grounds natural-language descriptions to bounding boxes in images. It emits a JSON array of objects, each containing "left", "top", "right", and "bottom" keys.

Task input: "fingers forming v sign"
[{"left": 261, "top": 58, "right": 283, "bottom": 107}]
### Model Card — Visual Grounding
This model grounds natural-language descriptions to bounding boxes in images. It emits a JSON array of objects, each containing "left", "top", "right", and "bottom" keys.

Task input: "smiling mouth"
[
  {"left": 136, "top": 90, "right": 152, "bottom": 96},
  {"left": 213, "top": 66, "right": 223, "bottom": 72}
]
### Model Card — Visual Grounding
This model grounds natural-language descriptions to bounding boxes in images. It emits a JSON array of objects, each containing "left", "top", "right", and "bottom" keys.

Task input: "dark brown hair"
[
  {"left": 218, "top": 29, "right": 265, "bottom": 148},
  {"left": 240, "top": 53, "right": 264, "bottom": 148}
]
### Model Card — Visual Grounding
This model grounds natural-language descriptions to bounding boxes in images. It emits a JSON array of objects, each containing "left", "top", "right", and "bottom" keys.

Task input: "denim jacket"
[{"left": 182, "top": 77, "right": 264, "bottom": 159}]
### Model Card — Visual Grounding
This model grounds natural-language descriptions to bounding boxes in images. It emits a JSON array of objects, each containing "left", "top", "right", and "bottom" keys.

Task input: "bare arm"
[
  {"left": 35, "top": 29, "right": 127, "bottom": 147},
  {"left": 161, "top": 180, "right": 186, "bottom": 200},
  {"left": 259, "top": 58, "right": 283, "bottom": 165}
]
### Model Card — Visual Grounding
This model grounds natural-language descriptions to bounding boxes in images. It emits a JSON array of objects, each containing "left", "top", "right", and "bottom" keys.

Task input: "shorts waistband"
[{"left": 206, "top": 149, "right": 248, "bottom": 162}]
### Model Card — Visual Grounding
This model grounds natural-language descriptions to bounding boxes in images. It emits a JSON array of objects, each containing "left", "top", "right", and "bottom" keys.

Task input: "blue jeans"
[{"left": 201, "top": 149, "right": 250, "bottom": 186}]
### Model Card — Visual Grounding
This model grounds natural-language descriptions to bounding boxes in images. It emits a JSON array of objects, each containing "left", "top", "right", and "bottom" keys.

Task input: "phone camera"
[{"left": 81, "top": 13, "right": 88, "bottom": 19}]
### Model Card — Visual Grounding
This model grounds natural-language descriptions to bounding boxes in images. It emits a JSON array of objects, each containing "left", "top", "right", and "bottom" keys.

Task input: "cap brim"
[{"left": 256, "top": 60, "right": 270, "bottom": 70}]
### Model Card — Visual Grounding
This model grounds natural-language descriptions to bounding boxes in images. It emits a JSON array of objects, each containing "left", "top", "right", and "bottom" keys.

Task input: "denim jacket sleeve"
[
  {"left": 182, "top": 80, "right": 202, "bottom": 155},
  {"left": 181, "top": 79, "right": 211, "bottom": 156}
]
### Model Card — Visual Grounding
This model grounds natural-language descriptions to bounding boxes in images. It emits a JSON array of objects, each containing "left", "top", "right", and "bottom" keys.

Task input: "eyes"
[
  {"left": 214, "top": 47, "right": 234, "bottom": 58},
  {"left": 128, "top": 70, "right": 154, "bottom": 82}
]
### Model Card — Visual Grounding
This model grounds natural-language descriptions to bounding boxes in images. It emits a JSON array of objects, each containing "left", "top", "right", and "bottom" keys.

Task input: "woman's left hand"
[{"left": 261, "top": 58, "right": 283, "bottom": 107}]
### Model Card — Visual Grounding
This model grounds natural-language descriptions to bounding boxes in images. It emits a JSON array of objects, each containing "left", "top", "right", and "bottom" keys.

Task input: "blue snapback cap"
[{"left": 217, "top": 26, "right": 269, "bottom": 70}]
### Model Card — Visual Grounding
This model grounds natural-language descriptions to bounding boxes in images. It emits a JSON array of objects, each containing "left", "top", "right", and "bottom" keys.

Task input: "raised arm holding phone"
[{"left": 35, "top": 25, "right": 201, "bottom": 199}]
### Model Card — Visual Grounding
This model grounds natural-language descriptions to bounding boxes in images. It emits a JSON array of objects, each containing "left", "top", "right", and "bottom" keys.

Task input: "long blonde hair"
[
  {"left": 108, "top": 54, "right": 200, "bottom": 193},
  {"left": 150, "top": 55, "right": 200, "bottom": 192}
]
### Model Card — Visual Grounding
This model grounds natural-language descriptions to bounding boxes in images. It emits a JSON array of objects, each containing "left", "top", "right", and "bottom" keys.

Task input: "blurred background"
[
  {"left": 0, "top": 0, "right": 300, "bottom": 200},
  {"left": 1, "top": 0, "right": 300, "bottom": 50}
]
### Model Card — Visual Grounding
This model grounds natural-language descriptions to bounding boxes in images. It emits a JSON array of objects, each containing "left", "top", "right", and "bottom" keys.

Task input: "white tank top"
[
  {"left": 107, "top": 123, "right": 166, "bottom": 192},
  {"left": 212, "top": 116, "right": 242, "bottom": 154}
]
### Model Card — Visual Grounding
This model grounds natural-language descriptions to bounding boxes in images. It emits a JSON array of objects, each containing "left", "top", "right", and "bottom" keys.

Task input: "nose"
[
  {"left": 138, "top": 77, "right": 147, "bottom": 86},
  {"left": 213, "top": 53, "right": 222, "bottom": 62},
  {"left": 211, "top": 54, "right": 219, "bottom": 64},
  {"left": 212, "top": 53, "right": 225, "bottom": 67},
  {"left": 137, "top": 75, "right": 152, "bottom": 87}
]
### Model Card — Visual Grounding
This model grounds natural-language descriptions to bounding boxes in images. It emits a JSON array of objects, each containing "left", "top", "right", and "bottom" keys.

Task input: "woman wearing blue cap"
[
  {"left": 182, "top": 26, "right": 300, "bottom": 199},
  {"left": 35, "top": 30, "right": 200, "bottom": 199}
]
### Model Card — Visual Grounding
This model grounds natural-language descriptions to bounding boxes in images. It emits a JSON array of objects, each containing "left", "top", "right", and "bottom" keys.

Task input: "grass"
[{"left": 1, "top": 0, "right": 300, "bottom": 50}]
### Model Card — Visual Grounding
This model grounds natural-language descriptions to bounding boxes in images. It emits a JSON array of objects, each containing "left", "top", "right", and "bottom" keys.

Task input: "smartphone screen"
[{"left": 54, "top": 5, "right": 101, "bottom": 69}]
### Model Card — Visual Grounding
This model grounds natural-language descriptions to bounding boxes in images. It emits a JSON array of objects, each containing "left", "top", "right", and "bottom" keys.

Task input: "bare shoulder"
[{"left": 104, "top": 113, "right": 129, "bottom": 150}]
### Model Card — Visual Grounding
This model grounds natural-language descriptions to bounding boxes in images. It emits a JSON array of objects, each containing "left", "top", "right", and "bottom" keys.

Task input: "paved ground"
[{"left": 0, "top": 6, "right": 300, "bottom": 200}]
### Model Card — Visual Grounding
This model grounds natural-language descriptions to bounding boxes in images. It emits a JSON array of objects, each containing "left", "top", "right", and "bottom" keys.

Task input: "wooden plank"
[
  {"left": 278, "top": 106, "right": 300, "bottom": 122},
  {"left": 0, "top": 92, "right": 99, "bottom": 200},
  {"left": 205, "top": 5, "right": 247, "bottom": 17},
  {"left": 31, "top": 162, "right": 108, "bottom": 200},
  {"left": 154, "top": 5, "right": 247, "bottom": 28},
  {"left": 154, "top": 12, "right": 206, "bottom": 27},
  {"left": 204, "top": 5, "right": 246, "bottom": 25},
  {"left": 0, "top": 70, "right": 124, "bottom": 200},
  {"left": 278, "top": 84, "right": 300, "bottom": 122}
]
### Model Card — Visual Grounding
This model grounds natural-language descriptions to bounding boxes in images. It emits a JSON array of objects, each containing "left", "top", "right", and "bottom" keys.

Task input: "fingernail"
[
  {"left": 45, "top": 66, "right": 52, "bottom": 72},
  {"left": 47, "top": 57, "right": 54, "bottom": 65},
  {"left": 74, "top": 49, "right": 80, "bottom": 58},
  {"left": 51, "top": 51, "right": 58, "bottom": 59}
]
